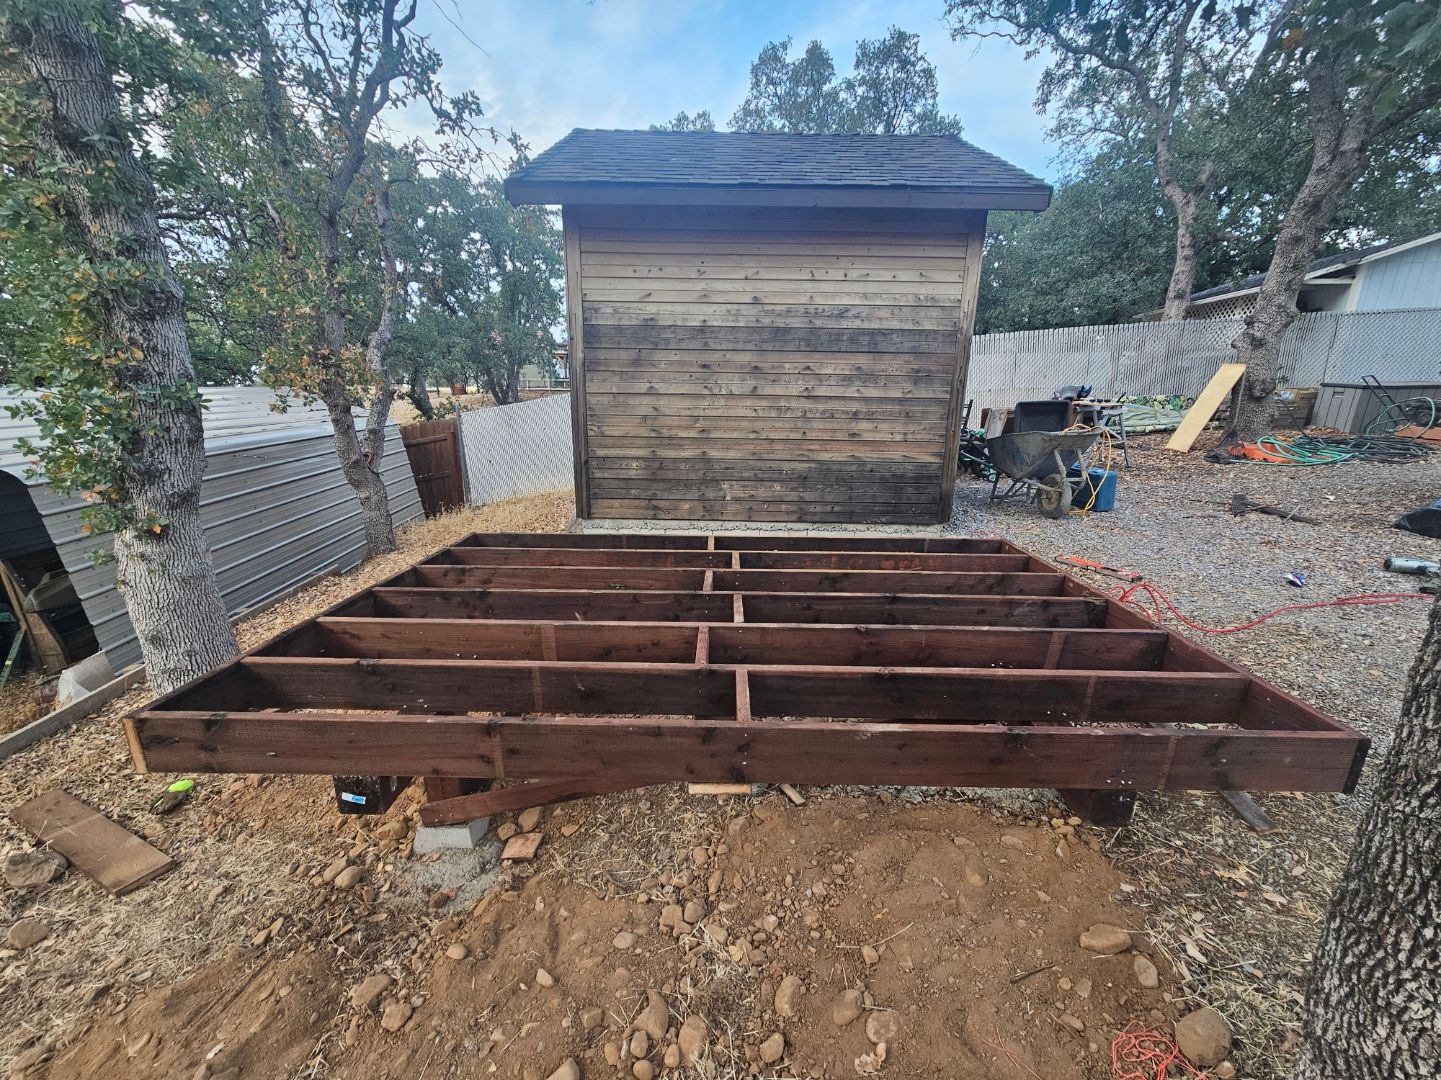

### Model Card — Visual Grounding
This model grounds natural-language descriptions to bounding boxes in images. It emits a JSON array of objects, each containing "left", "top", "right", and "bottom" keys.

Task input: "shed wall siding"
[{"left": 571, "top": 206, "right": 983, "bottom": 523}]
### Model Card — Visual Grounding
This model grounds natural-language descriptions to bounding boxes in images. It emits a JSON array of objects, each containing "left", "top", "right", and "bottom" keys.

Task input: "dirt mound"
[{"left": 34, "top": 792, "right": 1180, "bottom": 1080}]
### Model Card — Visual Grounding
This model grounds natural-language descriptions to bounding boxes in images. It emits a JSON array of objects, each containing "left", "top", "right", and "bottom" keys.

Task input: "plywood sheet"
[
  {"left": 1166, "top": 363, "right": 1246, "bottom": 452},
  {"left": 11, "top": 789, "right": 175, "bottom": 895}
]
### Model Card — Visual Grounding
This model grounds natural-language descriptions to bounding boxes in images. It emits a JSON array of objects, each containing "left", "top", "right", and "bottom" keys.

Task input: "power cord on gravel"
[{"left": 1111, "top": 580, "right": 1434, "bottom": 634}]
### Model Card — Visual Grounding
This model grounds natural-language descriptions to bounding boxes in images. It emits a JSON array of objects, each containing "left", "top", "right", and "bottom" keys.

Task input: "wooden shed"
[{"left": 504, "top": 130, "right": 1051, "bottom": 523}]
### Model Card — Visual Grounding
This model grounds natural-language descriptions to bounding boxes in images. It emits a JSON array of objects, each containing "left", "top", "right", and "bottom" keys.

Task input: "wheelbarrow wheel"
[{"left": 1037, "top": 473, "right": 1073, "bottom": 519}]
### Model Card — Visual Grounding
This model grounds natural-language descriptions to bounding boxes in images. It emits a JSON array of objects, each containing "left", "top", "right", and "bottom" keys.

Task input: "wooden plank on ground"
[
  {"left": 1166, "top": 363, "right": 1246, "bottom": 452},
  {"left": 11, "top": 789, "right": 175, "bottom": 895}
]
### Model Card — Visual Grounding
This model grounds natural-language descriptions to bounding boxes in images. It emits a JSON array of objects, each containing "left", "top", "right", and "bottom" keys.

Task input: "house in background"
[
  {"left": 1184, "top": 231, "right": 1441, "bottom": 319},
  {"left": 505, "top": 129, "right": 1051, "bottom": 524}
]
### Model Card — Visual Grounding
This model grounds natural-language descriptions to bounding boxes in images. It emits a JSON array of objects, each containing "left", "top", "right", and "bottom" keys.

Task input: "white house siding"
[{"left": 1350, "top": 239, "right": 1441, "bottom": 311}]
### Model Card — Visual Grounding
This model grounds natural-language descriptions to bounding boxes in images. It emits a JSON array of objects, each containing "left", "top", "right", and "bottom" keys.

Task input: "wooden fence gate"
[{"left": 399, "top": 418, "right": 464, "bottom": 516}]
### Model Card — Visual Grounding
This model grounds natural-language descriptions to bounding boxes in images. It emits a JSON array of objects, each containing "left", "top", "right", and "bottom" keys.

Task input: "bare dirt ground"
[{"left": 2, "top": 434, "right": 1437, "bottom": 1080}]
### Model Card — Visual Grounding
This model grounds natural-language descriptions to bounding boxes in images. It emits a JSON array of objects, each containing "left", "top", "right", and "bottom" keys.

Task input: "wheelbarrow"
[{"left": 986, "top": 429, "right": 1102, "bottom": 518}]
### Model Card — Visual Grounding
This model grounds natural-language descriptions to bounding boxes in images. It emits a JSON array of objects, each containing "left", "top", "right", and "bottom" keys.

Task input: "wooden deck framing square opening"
[{"left": 126, "top": 533, "right": 1368, "bottom": 823}]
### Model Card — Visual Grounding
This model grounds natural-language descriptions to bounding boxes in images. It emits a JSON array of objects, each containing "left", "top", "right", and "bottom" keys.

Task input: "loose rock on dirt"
[{"left": 1175, "top": 1006, "right": 1233, "bottom": 1067}]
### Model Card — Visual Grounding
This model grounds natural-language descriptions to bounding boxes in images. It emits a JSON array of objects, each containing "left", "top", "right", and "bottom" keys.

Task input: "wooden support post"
[
  {"left": 423, "top": 777, "right": 490, "bottom": 802},
  {"left": 1057, "top": 788, "right": 1136, "bottom": 827}
]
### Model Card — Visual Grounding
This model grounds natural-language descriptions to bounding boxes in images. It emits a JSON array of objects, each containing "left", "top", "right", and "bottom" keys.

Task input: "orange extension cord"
[
  {"left": 1111, "top": 1025, "right": 1208, "bottom": 1080},
  {"left": 1110, "top": 579, "right": 1434, "bottom": 634}
]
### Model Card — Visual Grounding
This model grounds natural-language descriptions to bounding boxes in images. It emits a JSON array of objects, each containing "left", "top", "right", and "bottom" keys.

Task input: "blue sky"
[{"left": 412, "top": 0, "right": 1058, "bottom": 181}]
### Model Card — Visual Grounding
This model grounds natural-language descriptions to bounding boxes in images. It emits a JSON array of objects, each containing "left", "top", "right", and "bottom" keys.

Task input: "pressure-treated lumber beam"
[
  {"left": 356, "top": 588, "right": 1106, "bottom": 627},
  {"left": 403, "top": 564, "right": 709, "bottom": 591},
  {"left": 736, "top": 551, "right": 1030, "bottom": 572},
  {"left": 709, "top": 623, "right": 1167, "bottom": 669},
  {"left": 264, "top": 619, "right": 700, "bottom": 662},
  {"left": 736, "top": 592, "right": 1105, "bottom": 627},
  {"left": 270, "top": 619, "right": 1168, "bottom": 670},
  {"left": 418, "top": 777, "right": 647, "bottom": 826},
  {"left": 711, "top": 569, "right": 1066, "bottom": 596},
  {"left": 430, "top": 547, "right": 732, "bottom": 568},
  {"left": 128, "top": 711, "right": 1367, "bottom": 793},
  {"left": 172, "top": 658, "right": 1250, "bottom": 726}
]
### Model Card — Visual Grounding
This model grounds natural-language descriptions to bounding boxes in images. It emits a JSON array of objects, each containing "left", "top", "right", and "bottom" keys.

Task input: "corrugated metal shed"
[{"left": 1, "top": 386, "right": 422, "bottom": 671}]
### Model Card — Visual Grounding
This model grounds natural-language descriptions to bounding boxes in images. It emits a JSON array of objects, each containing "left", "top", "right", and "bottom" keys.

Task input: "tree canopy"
[{"left": 730, "top": 29, "right": 963, "bottom": 135}]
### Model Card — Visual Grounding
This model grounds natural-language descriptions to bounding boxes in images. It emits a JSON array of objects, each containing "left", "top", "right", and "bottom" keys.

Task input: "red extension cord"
[{"left": 1110, "top": 579, "right": 1434, "bottom": 634}]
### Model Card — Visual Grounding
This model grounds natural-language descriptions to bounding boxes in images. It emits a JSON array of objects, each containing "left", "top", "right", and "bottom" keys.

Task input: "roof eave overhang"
[{"left": 503, "top": 179, "right": 1052, "bottom": 212}]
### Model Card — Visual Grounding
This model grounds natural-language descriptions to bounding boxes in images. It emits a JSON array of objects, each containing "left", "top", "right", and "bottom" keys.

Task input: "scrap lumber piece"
[
  {"left": 11, "top": 789, "right": 175, "bottom": 895},
  {"left": 778, "top": 783, "right": 806, "bottom": 806},
  {"left": 419, "top": 777, "right": 645, "bottom": 826},
  {"left": 1166, "top": 363, "right": 1246, "bottom": 452}
]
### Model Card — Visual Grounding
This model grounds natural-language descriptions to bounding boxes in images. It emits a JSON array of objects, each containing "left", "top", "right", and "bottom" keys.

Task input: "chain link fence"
[
  {"left": 457, "top": 392, "right": 573, "bottom": 505},
  {"left": 968, "top": 307, "right": 1441, "bottom": 413}
]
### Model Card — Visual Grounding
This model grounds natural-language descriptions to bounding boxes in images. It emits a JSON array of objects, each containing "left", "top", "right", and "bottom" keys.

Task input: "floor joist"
[{"left": 126, "top": 531, "right": 1369, "bottom": 825}]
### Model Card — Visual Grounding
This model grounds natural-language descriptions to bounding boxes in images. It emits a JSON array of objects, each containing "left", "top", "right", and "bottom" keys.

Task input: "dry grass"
[{"left": 0, "top": 674, "right": 52, "bottom": 737}]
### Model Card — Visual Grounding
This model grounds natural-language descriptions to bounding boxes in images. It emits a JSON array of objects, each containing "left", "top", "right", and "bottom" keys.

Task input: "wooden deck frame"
[{"left": 125, "top": 533, "right": 1368, "bottom": 826}]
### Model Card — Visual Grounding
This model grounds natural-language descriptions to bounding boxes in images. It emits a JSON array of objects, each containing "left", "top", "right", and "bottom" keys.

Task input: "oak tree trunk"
[
  {"left": 1225, "top": 64, "right": 1374, "bottom": 444},
  {"left": 1295, "top": 593, "right": 1441, "bottom": 1077},
  {"left": 1160, "top": 195, "right": 1202, "bottom": 322},
  {"left": 17, "top": 6, "right": 238, "bottom": 694},
  {"left": 316, "top": 172, "right": 400, "bottom": 559},
  {"left": 406, "top": 365, "right": 435, "bottom": 421}
]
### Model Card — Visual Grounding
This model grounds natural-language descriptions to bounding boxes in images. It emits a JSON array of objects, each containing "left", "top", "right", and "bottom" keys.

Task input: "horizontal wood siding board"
[
  {"left": 590, "top": 505, "right": 938, "bottom": 524},
  {"left": 586, "top": 443, "right": 946, "bottom": 464},
  {"left": 129, "top": 711, "right": 1363, "bottom": 793},
  {"left": 575, "top": 208, "right": 968, "bottom": 523},
  {"left": 584, "top": 326, "right": 958, "bottom": 353}
]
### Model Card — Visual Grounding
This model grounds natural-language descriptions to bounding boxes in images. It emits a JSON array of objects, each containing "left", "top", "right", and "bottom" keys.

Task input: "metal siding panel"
[{"left": 11, "top": 423, "right": 420, "bottom": 672}]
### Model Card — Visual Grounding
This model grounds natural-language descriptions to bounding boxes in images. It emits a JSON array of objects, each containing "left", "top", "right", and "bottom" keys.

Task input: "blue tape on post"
[{"left": 339, "top": 791, "right": 368, "bottom": 806}]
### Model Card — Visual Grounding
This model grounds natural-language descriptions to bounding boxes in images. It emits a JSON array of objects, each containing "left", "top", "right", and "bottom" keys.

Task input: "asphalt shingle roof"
[{"left": 504, "top": 129, "right": 1052, "bottom": 211}]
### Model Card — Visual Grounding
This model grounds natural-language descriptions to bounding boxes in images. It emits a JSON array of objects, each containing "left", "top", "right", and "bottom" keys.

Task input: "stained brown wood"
[
  {"left": 11, "top": 790, "right": 175, "bottom": 895},
  {"left": 567, "top": 206, "right": 980, "bottom": 523},
  {"left": 419, "top": 777, "right": 647, "bottom": 826},
  {"left": 128, "top": 532, "right": 1370, "bottom": 811},
  {"left": 129, "top": 711, "right": 1365, "bottom": 794},
  {"left": 399, "top": 418, "right": 464, "bottom": 515}
]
